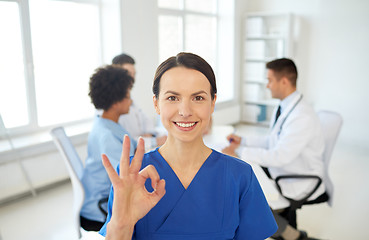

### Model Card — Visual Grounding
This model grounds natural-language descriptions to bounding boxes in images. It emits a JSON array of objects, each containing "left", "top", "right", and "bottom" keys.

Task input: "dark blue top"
[{"left": 99, "top": 149, "right": 277, "bottom": 239}]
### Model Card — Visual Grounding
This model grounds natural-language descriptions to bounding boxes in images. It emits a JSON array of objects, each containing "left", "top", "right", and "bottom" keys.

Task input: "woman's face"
[
  {"left": 116, "top": 89, "right": 132, "bottom": 115},
  {"left": 153, "top": 67, "right": 216, "bottom": 143}
]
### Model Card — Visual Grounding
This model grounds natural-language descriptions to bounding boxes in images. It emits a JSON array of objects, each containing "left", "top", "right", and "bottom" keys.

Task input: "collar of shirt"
[{"left": 280, "top": 91, "right": 299, "bottom": 114}]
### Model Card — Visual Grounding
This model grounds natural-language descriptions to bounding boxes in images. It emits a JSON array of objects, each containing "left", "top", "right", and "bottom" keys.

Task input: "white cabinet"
[{"left": 241, "top": 12, "right": 293, "bottom": 125}]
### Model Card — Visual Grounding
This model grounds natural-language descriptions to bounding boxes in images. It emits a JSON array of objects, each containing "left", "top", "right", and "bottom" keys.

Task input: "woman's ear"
[
  {"left": 211, "top": 94, "right": 217, "bottom": 114},
  {"left": 153, "top": 95, "right": 160, "bottom": 114}
]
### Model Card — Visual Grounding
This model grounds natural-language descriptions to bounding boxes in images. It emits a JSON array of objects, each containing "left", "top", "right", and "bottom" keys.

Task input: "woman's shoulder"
[
  {"left": 211, "top": 150, "right": 253, "bottom": 176},
  {"left": 92, "top": 118, "right": 130, "bottom": 142},
  {"left": 140, "top": 148, "right": 162, "bottom": 167},
  {"left": 212, "top": 150, "right": 256, "bottom": 198}
]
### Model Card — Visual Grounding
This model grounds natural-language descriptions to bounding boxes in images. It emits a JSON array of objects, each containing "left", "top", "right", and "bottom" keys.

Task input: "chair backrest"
[
  {"left": 317, "top": 110, "right": 343, "bottom": 206},
  {"left": 0, "top": 114, "right": 6, "bottom": 138},
  {"left": 50, "top": 127, "right": 85, "bottom": 239}
]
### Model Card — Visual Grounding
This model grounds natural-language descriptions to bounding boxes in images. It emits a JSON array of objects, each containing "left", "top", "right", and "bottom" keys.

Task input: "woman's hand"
[{"left": 102, "top": 135, "right": 166, "bottom": 240}]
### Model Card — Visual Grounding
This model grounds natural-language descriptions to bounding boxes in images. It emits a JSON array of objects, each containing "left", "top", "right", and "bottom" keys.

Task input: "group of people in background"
[
  {"left": 78, "top": 52, "right": 325, "bottom": 240},
  {"left": 80, "top": 53, "right": 167, "bottom": 231}
]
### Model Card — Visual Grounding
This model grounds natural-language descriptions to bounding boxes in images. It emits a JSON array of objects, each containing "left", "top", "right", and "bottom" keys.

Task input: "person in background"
[
  {"left": 112, "top": 53, "right": 167, "bottom": 149},
  {"left": 80, "top": 65, "right": 137, "bottom": 231},
  {"left": 98, "top": 52, "right": 277, "bottom": 239},
  {"left": 222, "top": 58, "right": 325, "bottom": 240}
]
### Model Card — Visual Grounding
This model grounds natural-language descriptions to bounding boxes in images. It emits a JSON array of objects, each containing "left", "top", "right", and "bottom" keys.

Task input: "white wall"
[
  {"left": 243, "top": 0, "right": 369, "bottom": 149},
  {"left": 120, "top": 0, "right": 159, "bottom": 122},
  {"left": 0, "top": 142, "right": 87, "bottom": 203}
]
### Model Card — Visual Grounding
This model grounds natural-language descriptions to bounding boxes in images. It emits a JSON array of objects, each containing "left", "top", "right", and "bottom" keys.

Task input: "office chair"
[
  {"left": 51, "top": 127, "right": 109, "bottom": 238},
  {"left": 274, "top": 110, "right": 343, "bottom": 228},
  {"left": 51, "top": 127, "right": 86, "bottom": 239}
]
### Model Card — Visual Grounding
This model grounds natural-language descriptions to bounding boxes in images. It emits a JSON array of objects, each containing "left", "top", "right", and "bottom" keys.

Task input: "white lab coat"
[
  {"left": 118, "top": 102, "right": 158, "bottom": 148},
  {"left": 238, "top": 93, "right": 326, "bottom": 201}
]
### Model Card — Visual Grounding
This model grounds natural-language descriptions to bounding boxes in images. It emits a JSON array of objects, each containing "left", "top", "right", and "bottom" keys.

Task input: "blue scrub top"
[{"left": 99, "top": 149, "right": 277, "bottom": 239}]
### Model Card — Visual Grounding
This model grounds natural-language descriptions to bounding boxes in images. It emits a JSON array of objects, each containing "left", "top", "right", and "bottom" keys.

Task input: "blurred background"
[{"left": 0, "top": 0, "right": 368, "bottom": 239}]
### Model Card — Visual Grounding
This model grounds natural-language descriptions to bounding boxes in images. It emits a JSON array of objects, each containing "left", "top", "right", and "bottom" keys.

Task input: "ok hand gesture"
[{"left": 102, "top": 135, "right": 166, "bottom": 240}]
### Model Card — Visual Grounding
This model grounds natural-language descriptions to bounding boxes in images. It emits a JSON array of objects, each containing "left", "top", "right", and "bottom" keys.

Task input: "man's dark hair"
[
  {"left": 266, "top": 58, "right": 298, "bottom": 86},
  {"left": 112, "top": 53, "right": 135, "bottom": 65},
  {"left": 89, "top": 65, "right": 134, "bottom": 110}
]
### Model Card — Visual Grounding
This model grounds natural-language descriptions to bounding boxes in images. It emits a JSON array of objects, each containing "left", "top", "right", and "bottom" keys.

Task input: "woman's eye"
[
  {"left": 194, "top": 96, "right": 204, "bottom": 101},
  {"left": 168, "top": 96, "right": 177, "bottom": 101}
]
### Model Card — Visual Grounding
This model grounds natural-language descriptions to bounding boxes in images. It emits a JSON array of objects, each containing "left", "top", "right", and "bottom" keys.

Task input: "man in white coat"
[{"left": 223, "top": 58, "right": 325, "bottom": 240}]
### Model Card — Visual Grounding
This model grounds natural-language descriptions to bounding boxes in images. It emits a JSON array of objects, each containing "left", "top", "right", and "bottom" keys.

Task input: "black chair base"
[{"left": 80, "top": 215, "right": 105, "bottom": 232}]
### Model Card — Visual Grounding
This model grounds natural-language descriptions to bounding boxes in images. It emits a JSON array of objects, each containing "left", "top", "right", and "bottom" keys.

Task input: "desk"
[
  {"left": 204, "top": 125, "right": 289, "bottom": 210},
  {"left": 248, "top": 162, "right": 290, "bottom": 210}
]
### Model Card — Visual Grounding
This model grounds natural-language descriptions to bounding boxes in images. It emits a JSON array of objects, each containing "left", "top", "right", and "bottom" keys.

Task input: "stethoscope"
[{"left": 273, "top": 94, "right": 303, "bottom": 135}]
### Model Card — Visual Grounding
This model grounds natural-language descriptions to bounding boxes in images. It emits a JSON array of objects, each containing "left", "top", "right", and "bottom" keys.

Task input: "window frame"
[
  {"left": 1, "top": 0, "right": 103, "bottom": 137},
  {"left": 157, "top": 5, "right": 219, "bottom": 58},
  {"left": 157, "top": 0, "right": 237, "bottom": 106}
]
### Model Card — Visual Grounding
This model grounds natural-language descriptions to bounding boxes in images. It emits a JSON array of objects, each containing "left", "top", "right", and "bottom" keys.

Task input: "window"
[
  {"left": 158, "top": 0, "right": 235, "bottom": 104},
  {"left": 0, "top": 1, "right": 29, "bottom": 128},
  {"left": 0, "top": 0, "right": 118, "bottom": 136},
  {"left": 29, "top": 0, "right": 100, "bottom": 127},
  {"left": 158, "top": 0, "right": 217, "bottom": 67}
]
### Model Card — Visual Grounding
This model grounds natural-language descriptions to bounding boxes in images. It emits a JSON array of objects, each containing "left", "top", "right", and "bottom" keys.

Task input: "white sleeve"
[
  {"left": 137, "top": 109, "right": 156, "bottom": 135},
  {"left": 242, "top": 135, "right": 269, "bottom": 148},
  {"left": 238, "top": 114, "right": 316, "bottom": 167}
]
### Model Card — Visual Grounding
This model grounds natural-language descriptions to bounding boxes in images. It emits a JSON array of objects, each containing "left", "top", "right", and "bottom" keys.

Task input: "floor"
[{"left": 0, "top": 124, "right": 368, "bottom": 240}]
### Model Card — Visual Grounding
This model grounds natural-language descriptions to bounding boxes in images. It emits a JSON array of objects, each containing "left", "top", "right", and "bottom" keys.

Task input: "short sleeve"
[
  {"left": 98, "top": 134, "right": 123, "bottom": 169},
  {"left": 98, "top": 184, "right": 113, "bottom": 236},
  {"left": 99, "top": 133, "right": 136, "bottom": 169},
  {"left": 235, "top": 168, "right": 278, "bottom": 239}
]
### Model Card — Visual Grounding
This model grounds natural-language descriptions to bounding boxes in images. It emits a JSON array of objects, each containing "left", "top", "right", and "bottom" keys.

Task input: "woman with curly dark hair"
[{"left": 80, "top": 65, "right": 137, "bottom": 231}]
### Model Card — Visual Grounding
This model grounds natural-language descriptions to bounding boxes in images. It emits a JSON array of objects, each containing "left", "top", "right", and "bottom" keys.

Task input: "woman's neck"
[
  {"left": 159, "top": 136, "right": 211, "bottom": 169},
  {"left": 158, "top": 136, "right": 212, "bottom": 189},
  {"left": 101, "top": 109, "right": 120, "bottom": 123}
]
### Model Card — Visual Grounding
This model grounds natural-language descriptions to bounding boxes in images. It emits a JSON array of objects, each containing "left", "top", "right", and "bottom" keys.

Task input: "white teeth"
[{"left": 176, "top": 122, "right": 195, "bottom": 128}]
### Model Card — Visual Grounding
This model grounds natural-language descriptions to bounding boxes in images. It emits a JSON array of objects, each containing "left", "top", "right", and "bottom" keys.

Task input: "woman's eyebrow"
[
  {"left": 191, "top": 90, "right": 208, "bottom": 96},
  {"left": 163, "top": 90, "right": 208, "bottom": 96},
  {"left": 164, "top": 90, "right": 180, "bottom": 95}
]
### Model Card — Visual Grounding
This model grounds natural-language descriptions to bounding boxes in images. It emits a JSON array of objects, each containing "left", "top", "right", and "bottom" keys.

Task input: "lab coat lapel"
[{"left": 271, "top": 93, "right": 302, "bottom": 135}]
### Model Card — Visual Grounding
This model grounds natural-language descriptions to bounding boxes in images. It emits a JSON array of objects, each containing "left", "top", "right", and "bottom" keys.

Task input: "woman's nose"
[{"left": 178, "top": 101, "right": 192, "bottom": 117}]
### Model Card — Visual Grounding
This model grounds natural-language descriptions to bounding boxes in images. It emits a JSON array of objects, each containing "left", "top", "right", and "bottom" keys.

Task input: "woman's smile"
[{"left": 174, "top": 121, "right": 198, "bottom": 131}]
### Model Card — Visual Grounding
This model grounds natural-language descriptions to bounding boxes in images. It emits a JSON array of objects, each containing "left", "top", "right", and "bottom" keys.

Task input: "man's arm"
[{"left": 238, "top": 115, "right": 315, "bottom": 167}]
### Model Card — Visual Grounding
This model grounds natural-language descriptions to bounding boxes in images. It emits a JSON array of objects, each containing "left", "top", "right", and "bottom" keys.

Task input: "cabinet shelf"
[
  {"left": 244, "top": 79, "right": 267, "bottom": 85},
  {"left": 245, "top": 99, "right": 279, "bottom": 107},
  {"left": 245, "top": 57, "right": 274, "bottom": 63},
  {"left": 247, "top": 35, "right": 285, "bottom": 40},
  {"left": 241, "top": 12, "right": 293, "bottom": 124}
]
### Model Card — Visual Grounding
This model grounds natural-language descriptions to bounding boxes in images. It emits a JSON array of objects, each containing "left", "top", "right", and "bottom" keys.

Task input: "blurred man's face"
[
  {"left": 121, "top": 63, "right": 136, "bottom": 79},
  {"left": 266, "top": 69, "right": 284, "bottom": 100}
]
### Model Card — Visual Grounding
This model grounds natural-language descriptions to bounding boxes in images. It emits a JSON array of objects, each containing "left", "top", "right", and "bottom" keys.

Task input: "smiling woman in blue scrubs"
[{"left": 99, "top": 52, "right": 277, "bottom": 239}]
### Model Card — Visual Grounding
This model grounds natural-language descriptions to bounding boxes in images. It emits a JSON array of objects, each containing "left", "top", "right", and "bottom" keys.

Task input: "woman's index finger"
[
  {"left": 129, "top": 137, "right": 145, "bottom": 173},
  {"left": 119, "top": 134, "right": 131, "bottom": 177},
  {"left": 101, "top": 154, "right": 120, "bottom": 184}
]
